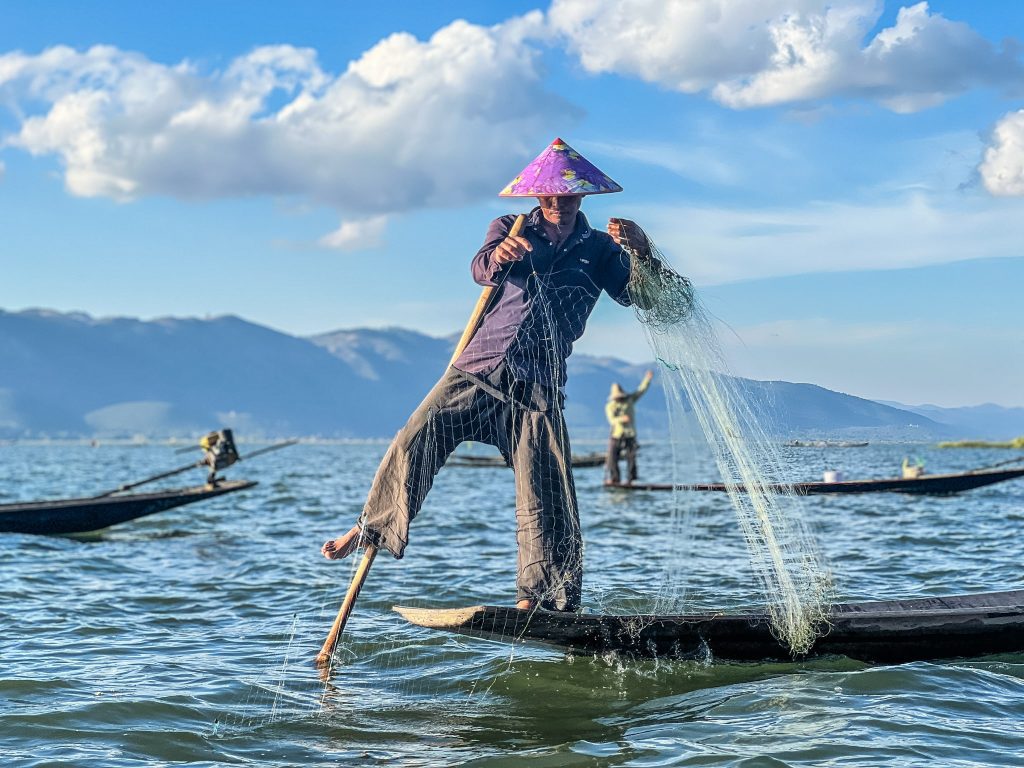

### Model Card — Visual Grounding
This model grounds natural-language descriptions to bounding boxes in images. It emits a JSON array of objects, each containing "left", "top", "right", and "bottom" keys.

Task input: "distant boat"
[
  {"left": 447, "top": 452, "right": 607, "bottom": 469},
  {"left": 605, "top": 465, "right": 1024, "bottom": 496},
  {"left": 395, "top": 589, "right": 1024, "bottom": 664},
  {"left": 0, "top": 480, "right": 256, "bottom": 535},
  {"left": 784, "top": 440, "right": 868, "bottom": 448}
]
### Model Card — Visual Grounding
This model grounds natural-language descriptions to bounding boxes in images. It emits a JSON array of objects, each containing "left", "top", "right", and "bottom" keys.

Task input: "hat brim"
[{"left": 499, "top": 188, "right": 620, "bottom": 197}]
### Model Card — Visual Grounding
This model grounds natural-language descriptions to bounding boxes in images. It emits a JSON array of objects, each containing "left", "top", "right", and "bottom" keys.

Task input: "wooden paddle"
[
  {"left": 315, "top": 541, "right": 378, "bottom": 667},
  {"left": 448, "top": 213, "right": 526, "bottom": 367}
]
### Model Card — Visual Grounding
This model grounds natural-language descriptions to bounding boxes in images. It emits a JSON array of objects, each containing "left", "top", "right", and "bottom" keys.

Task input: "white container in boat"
[{"left": 823, "top": 470, "right": 844, "bottom": 483}]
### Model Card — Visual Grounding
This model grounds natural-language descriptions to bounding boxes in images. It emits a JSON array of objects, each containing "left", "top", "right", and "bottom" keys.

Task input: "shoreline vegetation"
[{"left": 938, "top": 437, "right": 1024, "bottom": 449}]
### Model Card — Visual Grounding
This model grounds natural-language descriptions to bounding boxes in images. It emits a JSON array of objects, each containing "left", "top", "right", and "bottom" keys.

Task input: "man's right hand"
[{"left": 493, "top": 234, "right": 532, "bottom": 265}]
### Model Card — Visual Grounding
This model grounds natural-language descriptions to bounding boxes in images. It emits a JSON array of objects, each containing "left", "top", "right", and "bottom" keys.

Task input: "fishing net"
[
  {"left": 310, "top": 210, "right": 831, "bottom": 694},
  {"left": 627, "top": 237, "right": 831, "bottom": 653}
]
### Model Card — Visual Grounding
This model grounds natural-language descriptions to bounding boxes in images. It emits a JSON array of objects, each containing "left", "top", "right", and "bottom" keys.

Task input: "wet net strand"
[{"left": 627, "top": 239, "right": 831, "bottom": 654}]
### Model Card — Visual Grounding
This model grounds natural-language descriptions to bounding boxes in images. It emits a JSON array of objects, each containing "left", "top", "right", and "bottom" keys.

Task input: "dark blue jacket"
[{"left": 454, "top": 207, "right": 633, "bottom": 388}]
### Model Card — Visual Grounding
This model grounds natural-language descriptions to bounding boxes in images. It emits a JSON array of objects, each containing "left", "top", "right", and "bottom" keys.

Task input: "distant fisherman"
[
  {"left": 200, "top": 429, "right": 238, "bottom": 486},
  {"left": 604, "top": 370, "right": 654, "bottom": 485},
  {"left": 321, "top": 138, "right": 669, "bottom": 612}
]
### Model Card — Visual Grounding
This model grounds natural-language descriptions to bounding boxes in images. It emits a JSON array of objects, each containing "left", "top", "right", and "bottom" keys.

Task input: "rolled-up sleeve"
[{"left": 471, "top": 215, "right": 517, "bottom": 287}]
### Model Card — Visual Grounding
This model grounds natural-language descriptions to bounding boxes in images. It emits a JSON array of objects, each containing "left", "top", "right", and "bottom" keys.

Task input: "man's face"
[{"left": 537, "top": 195, "right": 583, "bottom": 226}]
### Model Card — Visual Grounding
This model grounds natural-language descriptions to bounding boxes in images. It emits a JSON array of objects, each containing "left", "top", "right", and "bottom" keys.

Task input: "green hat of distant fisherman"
[{"left": 319, "top": 137, "right": 672, "bottom": 642}]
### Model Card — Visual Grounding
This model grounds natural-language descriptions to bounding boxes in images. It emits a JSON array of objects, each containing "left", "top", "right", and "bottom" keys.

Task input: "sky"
[{"left": 1, "top": 0, "right": 1023, "bottom": 407}]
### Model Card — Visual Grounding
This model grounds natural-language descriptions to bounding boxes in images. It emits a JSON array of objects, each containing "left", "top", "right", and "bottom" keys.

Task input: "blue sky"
[{"left": 1, "top": 1, "right": 1023, "bottom": 407}]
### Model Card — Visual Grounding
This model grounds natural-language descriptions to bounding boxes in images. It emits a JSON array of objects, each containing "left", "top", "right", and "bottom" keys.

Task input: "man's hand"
[
  {"left": 643, "top": 369, "right": 654, "bottom": 382},
  {"left": 493, "top": 233, "right": 532, "bottom": 265},
  {"left": 608, "top": 218, "right": 650, "bottom": 255}
]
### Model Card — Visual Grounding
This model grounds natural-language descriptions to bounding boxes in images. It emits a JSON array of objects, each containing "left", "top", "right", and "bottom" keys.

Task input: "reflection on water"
[{"left": 1, "top": 442, "right": 1023, "bottom": 766}]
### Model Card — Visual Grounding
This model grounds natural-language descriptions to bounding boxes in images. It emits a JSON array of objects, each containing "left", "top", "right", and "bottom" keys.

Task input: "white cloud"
[
  {"left": 0, "top": 13, "right": 576, "bottom": 229},
  {"left": 586, "top": 138, "right": 744, "bottom": 187},
  {"left": 640, "top": 192, "right": 1024, "bottom": 284},
  {"left": 549, "top": 0, "right": 1023, "bottom": 112},
  {"left": 318, "top": 215, "right": 387, "bottom": 250},
  {"left": 979, "top": 109, "right": 1024, "bottom": 196}
]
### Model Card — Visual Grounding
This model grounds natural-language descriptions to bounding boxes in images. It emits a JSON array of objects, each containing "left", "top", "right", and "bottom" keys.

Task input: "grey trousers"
[
  {"left": 606, "top": 435, "right": 638, "bottom": 484},
  {"left": 360, "top": 366, "right": 582, "bottom": 611}
]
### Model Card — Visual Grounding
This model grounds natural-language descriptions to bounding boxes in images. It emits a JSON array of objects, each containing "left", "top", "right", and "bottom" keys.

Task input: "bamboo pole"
[
  {"left": 315, "top": 543, "right": 379, "bottom": 667},
  {"left": 447, "top": 213, "right": 526, "bottom": 367}
]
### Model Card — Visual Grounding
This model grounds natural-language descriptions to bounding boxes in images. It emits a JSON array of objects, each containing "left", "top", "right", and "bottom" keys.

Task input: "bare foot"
[
  {"left": 516, "top": 599, "right": 535, "bottom": 610},
  {"left": 321, "top": 525, "right": 362, "bottom": 560}
]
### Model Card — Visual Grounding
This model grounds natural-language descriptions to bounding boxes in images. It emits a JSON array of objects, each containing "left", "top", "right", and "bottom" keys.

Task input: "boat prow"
[
  {"left": 394, "top": 604, "right": 486, "bottom": 628},
  {"left": 394, "top": 589, "right": 1024, "bottom": 664}
]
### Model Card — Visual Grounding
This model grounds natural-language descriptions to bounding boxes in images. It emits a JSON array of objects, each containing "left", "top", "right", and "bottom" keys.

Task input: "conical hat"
[
  {"left": 609, "top": 383, "right": 627, "bottom": 400},
  {"left": 499, "top": 138, "right": 622, "bottom": 197}
]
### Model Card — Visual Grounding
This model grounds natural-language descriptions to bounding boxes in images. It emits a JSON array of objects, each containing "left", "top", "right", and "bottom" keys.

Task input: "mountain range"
[{"left": 1, "top": 308, "right": 1019, "bottom": 440}]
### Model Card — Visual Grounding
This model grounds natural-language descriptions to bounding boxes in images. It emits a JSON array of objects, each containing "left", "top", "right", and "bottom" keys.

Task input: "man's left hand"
[{"left": 608, "top": 218, "right": 649, "bottom": 255}]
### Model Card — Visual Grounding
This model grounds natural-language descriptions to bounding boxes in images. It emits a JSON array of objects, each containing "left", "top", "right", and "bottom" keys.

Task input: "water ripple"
[{"left": 1, "top": 443, "right": 1023, "bottom": 766}]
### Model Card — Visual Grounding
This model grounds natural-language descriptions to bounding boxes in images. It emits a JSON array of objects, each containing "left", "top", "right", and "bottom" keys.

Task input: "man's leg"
[
  {"left": 625, "top": 437, "right": 639, "bottom": 483},
  {"left": 604, "top": 436, "right": 620, "bottom": 484},
  {"left": 511, "top": 404, "right": 582, "bottom": 612},
  {"left": 325, "top": 369, "right": 495, "bottom": 560}
]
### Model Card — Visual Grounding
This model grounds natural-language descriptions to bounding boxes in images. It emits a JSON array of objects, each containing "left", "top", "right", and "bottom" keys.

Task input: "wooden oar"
[
  {"left": 315, "top": 215, "right": 526, "bottom": 668},
  {"left": 447, "top": 213, "right": 526, "bottom": 367},
  {"left": 91, "top": 439, "right": 298, "bottom": 498},
  {"left": 315, "top": 542, "right": 378, "bottom": 667}
]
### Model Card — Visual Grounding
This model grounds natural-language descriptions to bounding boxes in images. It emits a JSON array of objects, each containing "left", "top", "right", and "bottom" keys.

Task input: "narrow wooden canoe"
[
  {"left": 784, "top": 440, "right": 869, "bottom": 448},
  {"left": 0, "top": 479, "right": 257, "bottom": 535},
  {"left": 395, "top": 590, "right": 1024, "bottom": 664},
  {"left": 448, "top": 452, "right": 607, "bottom": 469},
  {"left": 605, "top": 466, "right": 1024, "bottom": 496}
]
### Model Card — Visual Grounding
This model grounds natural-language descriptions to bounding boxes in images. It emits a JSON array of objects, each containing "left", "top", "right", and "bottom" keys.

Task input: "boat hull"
[
  {"left": 0, "top": 480, "right": 257, "bottom": 535},
  {"left": 449, "top": 452, "right": 606, "bottom": 469},
  {"left": 607, "top": 467, "right": 1024, "bottom": 495},
  {"left": 395, "top": 590, "right": 1024, "bottom": 664}
]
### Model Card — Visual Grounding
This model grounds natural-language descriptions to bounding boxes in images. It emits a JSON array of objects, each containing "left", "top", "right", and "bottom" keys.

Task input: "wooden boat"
[
  {"left": 784, "top": 440, "right": 869, "bottom": 448},
  {"left": 0, "top": 479, "right": 257, "bottom": 535},
  {"left": 395, "top": 589, "right": 1024, "bottom": 664},
  {"left": 448, "top": 451, "right": 607, "bottom": 469},
  {"left": 605, "top": 466, "right": 1024, "bottom": 496}
]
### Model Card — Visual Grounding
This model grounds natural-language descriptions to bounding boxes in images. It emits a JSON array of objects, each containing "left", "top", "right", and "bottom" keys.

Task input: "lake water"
[{"left": 2, "top": 441, "right": 1023, "bottom": 766}]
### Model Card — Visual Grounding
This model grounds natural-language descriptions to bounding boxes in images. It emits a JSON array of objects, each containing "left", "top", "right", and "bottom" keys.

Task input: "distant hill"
[
  {"left": 876, "top": 401, "right": 1024, "bottom": 441},
  {"left": 0, "top": 307, "right": 982, "bottom": 440}
]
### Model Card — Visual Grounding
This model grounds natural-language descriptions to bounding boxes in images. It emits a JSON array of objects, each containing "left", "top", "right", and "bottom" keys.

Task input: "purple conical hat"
[{"left": 499, "top": 137, "right": 622, "bottom": 197}]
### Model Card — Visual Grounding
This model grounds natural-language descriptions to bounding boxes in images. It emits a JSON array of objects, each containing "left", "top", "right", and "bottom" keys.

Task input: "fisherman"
[
  {"left": 604, "top": 370, "right": 654, "bottom": 485},
  {"left": 200, "top": 429, "right": 238, "bottom": 485},
  {"left": 901, "top": 456, "right": 925, "bottom": 479},
  {"left": 321, "top": 138, "right": 666, "bottom": 612}
]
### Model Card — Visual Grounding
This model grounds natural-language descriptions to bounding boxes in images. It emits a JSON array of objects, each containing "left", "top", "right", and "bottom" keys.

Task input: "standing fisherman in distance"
[
  {"left": 604, "top": 370, "right": 654, "bottom": 486},
  {"left": 321, "top": 138, "right": 669, "bottom": 613}
]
